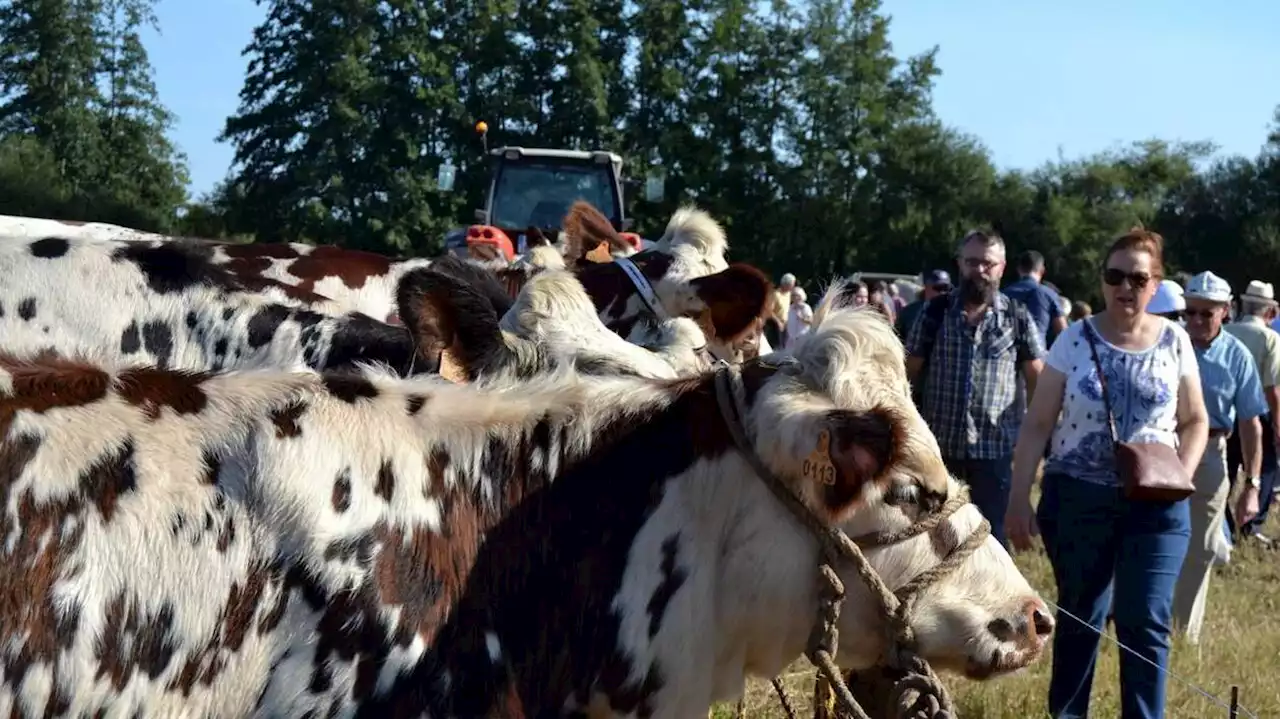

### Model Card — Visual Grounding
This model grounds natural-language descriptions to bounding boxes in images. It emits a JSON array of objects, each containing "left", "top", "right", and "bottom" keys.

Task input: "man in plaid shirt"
[{"left": 905, "top": 230, "right": 1046, "bottom": 545}]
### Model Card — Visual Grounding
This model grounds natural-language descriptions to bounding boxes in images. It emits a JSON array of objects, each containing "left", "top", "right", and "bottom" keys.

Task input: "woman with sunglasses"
[{"left": 1006, "top": 228, "right": 1210, "bottom": 719}]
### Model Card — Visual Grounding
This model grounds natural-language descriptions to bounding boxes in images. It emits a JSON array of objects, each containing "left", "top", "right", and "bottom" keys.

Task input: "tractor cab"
[{"left": 440, "top": 125, "right": 661, "bottom": 263}]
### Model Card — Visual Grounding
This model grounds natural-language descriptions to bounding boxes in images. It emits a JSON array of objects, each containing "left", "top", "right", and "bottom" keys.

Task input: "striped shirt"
[{"left": 906, "top": 293, "right": 1046, "bottom": 459}]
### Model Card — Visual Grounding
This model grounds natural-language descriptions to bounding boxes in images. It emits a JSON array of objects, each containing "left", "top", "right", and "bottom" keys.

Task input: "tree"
[
  {"left": 93, "top": 0, "right": 188, "bottom": 230},
  {"left": 221, "top": 0, "right": 461, "bottom": 252},
  {"left": 781, "top": 0, "right": 940, "bottom": 280},
  {"left": 0, "top": 0, "right": 187, "bottom": 229},
  {"left": 0, "top": 0, "right": 104, "bottom": 193}
]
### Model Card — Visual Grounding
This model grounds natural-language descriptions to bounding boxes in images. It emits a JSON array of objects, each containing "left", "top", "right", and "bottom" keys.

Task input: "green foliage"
[
  {"left": 2, "top": 0, "right": 1278, "bottom": 297},
  {"left": 0, "top": 0, "right": 188, "bottom": 231},
  {"left": 220, "top": 0, "right": 461, "bottom": 253}
]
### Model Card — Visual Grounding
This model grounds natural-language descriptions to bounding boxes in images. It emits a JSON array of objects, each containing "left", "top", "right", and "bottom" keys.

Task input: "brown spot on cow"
[
  {"left": 375, "top": 460, "right": 396, "bottom": 502},
  {"left": 332, "top": 469, "right": 353, "bottom": 513},
  {"left": 223, "top": 243, "right": 397, "bottom": 296},
  {"left": 115, "top": 367, "right": 211, "bottom": 420},
  {"left": 170, "top": 560, "right": 278, "bottom": 695},
  {"left": 80, "top": 441, "right": 139, "bottom": 522},
  {"left": 575, "top": 251, "right": 675, "bottom": 323},
  {"left": 0, "top": 432, "right": 85, "bottom": 691},
  {"left": 94, "top": 594, "right": 181, "bottom": 689},
  {"left": 322, "top": 373, "right": 380, "bottom": 404},
  {"left": 405, "top": 394, "right": 428, "bottom": 416},
  {"left": 269, "top": 400, "right": 308, "bottom": 438},
  {"left": 646, "top": 533, "right": 687, "bottom": 639},
  {"left": 0, "top": 353, "right": 112, "bottom": 436}
]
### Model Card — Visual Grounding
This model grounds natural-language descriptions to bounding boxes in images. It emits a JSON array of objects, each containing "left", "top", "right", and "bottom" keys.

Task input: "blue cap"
[{"left": 924, "top": 269, "right": 952, "bottom": 288}]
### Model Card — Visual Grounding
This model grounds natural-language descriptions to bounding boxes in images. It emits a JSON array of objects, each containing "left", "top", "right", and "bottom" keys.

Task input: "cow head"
[
  {"left": 562, "top": 201, "right": 637, "bottom": 264},
  {"left": 828, "top": 478, "right": 1052, "bottom": 680},
  {"left": 570, "top": 204, "right": 772, "bottom": 363},
  {"left": 394, "top": 257, "right": 704, "bottom": 383},
  {"left": 716, "top": 283, "right": 1048, "bottom": 689}
]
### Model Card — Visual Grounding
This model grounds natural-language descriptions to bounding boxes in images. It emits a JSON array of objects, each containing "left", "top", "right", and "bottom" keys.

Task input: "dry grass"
[{"left": 712, "top": 514, "right": 1280, "bottom": 719}]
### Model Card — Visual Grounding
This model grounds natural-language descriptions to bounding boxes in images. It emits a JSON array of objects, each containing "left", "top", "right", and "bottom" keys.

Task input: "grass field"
[{"left": 712, "top": 517, "right": 1280, "bottom": 718}]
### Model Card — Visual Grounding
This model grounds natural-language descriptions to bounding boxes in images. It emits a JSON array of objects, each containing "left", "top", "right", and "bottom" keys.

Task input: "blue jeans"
[
  {"left": 1038, "top": 474, "right": 1190, "bottom": 719},
  {"left": 943, "top": 454, "right": 1012, "bottom": 546}
]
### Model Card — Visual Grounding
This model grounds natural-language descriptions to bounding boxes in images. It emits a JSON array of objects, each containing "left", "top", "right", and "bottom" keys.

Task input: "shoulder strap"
[{"left": 1082, "top": 319, "right": 1120, "bottom": 445}]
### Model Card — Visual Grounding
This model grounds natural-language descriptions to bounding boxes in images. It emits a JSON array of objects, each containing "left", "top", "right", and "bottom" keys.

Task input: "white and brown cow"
[
  {"left": 565, "top": 202, "right": 773, "bottom": 364},
  {"left": 0, "top": 236, "right": 712, "bottom": 385},
  {"left": 0, "top": 214, "right": 431, "bottom": 324},
  {"left": 0, "top": 212, "right": 772, "bottom": 366},
  {"left": 0, "top": 299, "right": 1049, "bottom": 717}
]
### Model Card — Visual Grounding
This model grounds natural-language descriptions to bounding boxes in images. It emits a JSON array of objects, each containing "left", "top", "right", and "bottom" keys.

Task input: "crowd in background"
[{"left": 766, "top": 232, "right": 1280, "bottom": 719}]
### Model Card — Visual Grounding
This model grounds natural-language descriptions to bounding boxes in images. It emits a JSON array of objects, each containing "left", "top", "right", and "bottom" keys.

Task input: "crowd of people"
[{"left": 767, "top": 230, "right": 1280, "bottom": 719}]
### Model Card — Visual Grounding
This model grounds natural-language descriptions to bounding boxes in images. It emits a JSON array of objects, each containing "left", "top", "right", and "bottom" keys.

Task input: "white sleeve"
[
  {"left": 1045, "top": 320, "right": 1081, "bottom": 374},
  {"left": 1173, "top": 324, "right": 1200, "bottom": 379}
]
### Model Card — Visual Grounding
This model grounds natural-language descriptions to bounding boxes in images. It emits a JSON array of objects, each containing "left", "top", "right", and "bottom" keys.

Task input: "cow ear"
[
  {"left": 395, "top": 268, "right": 508, "bottom": 382},
  {"left": 688, "top": 263, "right": 772, "bottom": 343},
  {"left": 801, "top": 408, "right": 905, "bottom": 521},
  {"left": 563, "top": 200, "right": 629, "bottom": 263}
]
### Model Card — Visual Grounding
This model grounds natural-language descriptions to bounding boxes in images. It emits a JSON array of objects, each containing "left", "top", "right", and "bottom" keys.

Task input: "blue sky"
[{"left": 144, "top": 0, "right": 1280, "bottom": 199}]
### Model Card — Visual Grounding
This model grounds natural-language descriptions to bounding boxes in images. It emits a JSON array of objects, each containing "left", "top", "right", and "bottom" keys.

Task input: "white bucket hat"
[{"left": 1147, "top": 279, "right": 1186, "bottom": 315}]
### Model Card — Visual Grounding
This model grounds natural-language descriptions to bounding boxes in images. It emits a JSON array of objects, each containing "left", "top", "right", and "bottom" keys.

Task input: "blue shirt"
[
  {"left": 905, "top": 293, "right": 1046, "bottom": 459},
  {"left": 1194, "top": 330, "right": 1268, "bottom": 431},
  {"left": 1002, "top": 276, "right": 1062, "bottom": 345}
]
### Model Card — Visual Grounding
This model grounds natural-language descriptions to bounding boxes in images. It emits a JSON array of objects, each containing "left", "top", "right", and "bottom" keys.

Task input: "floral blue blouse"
[{"left": 1042, "top": 318, "right": 1199, "bottom": 486}]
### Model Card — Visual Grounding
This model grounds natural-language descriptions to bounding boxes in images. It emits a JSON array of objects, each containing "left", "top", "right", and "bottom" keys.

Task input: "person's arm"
[
  {"left": 1012, "top": 365, "right": 1066, "bottom": 500},
  {"left": 1233, "top": 354, "right": 1269, "bottom": 524},
  {"left": 1046, "top": 288, "right": 1067, "bottom": 345},
  {"left": 1050, "top": 315, "right": 1069, "bottom": 343},
  {"left": 1261, "top": 333, "right": 1280, "bottom": 445},
  {"left": 1016, "top": 302, "right": 1048, "bottom": 401},
  {"left": 1240, "top": 416, "right": 1263, "bottom": 479}
]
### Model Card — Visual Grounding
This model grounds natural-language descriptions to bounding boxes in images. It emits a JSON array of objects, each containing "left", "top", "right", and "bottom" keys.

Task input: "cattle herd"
[{"left": 0, "top": 203, "right": 1053, "bottom": 717}]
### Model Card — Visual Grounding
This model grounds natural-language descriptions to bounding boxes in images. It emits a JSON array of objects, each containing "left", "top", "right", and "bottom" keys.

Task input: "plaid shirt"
[{"left": 905, "top": 293, "right": 1046, "bottom": 459}]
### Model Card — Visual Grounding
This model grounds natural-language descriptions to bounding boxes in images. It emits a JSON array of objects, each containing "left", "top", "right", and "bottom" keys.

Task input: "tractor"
[{"left": 438, "top": 122, "right": 664, "bottom": 262}]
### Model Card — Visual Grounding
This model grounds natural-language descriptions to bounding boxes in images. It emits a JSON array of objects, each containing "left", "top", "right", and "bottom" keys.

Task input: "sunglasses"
[
  {"left": 1103, "top": 268, "right": 1153, "bottom": 289},
  {"left": 1184, "top": 308, "right": 1218, "bottom": 320}
]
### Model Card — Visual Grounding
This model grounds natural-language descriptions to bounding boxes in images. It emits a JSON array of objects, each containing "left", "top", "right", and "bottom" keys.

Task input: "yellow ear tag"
[
  {"left": 802, "top": 430, "right": 837, "bottom": 485},
  {"left": 439, "top": 348, "right": 468, "bottom": 384},
  {"left": 584, "top": 242, "right": 614, "bottom": 263}
]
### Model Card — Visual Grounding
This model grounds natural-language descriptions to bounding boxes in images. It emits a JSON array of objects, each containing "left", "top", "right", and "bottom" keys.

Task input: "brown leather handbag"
[{"left": 1083, "top": 321, "right": 1196, "bottom": 502}]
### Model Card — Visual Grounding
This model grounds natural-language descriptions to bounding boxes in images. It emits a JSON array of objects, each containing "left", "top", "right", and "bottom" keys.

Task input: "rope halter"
[{"left": 711, "top": 362, "right": 990, "bottom": 719}]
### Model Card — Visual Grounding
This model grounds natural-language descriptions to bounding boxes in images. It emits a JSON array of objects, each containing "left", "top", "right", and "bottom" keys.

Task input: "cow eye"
[{"left": 884, "top": 483, "right": 919, "bottom": 507}]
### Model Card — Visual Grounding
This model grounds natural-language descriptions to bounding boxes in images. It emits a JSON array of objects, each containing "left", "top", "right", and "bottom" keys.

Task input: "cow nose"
[{"left": 1026, "top": 599, "right": 1055, "bottom": 638}]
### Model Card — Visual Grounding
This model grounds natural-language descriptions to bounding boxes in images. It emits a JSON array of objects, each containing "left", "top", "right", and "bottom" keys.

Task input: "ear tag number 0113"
[{"left": 803, "top": 429, "right": 837, "bottom": 485}]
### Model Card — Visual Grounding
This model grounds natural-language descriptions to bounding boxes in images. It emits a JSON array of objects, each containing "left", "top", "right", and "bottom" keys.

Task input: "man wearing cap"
[
  {"left": 896, "top": 269, "right": 952, "bottom": 338},
  {"left": 1147, "top": 279, "right": 1187, "bottom": 322},
  {"left": 1224, "top": 279, "right": 1280, "bottom": 544},
  {"left": 1172, "top": 271, "right": 1267, "bottom": 644}
]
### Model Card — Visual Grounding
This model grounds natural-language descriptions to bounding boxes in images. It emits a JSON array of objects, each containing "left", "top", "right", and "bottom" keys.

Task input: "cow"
[
  {"left": 408, "top": 257, "right": 710, "bottom": 382},
  {"left": 0, "top": 294, "right": 1051, "bottom": 717},
  {"left": 0, "top": 236, "right": 711, "bottom": 386},
  {"left": 564, "top": 202, "right": 774, "bottom": 364},
  {"left": 0, "top": 211, "right": 772, "bottom": 368},
  {"left": 0, "top": 213, "right": 432, "bottom": 325}
]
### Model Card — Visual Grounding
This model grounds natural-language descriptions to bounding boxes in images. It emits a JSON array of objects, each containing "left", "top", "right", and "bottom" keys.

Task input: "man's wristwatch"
[{"left": 1247, "top": 476, "right": 1262, "bottom": 489}]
